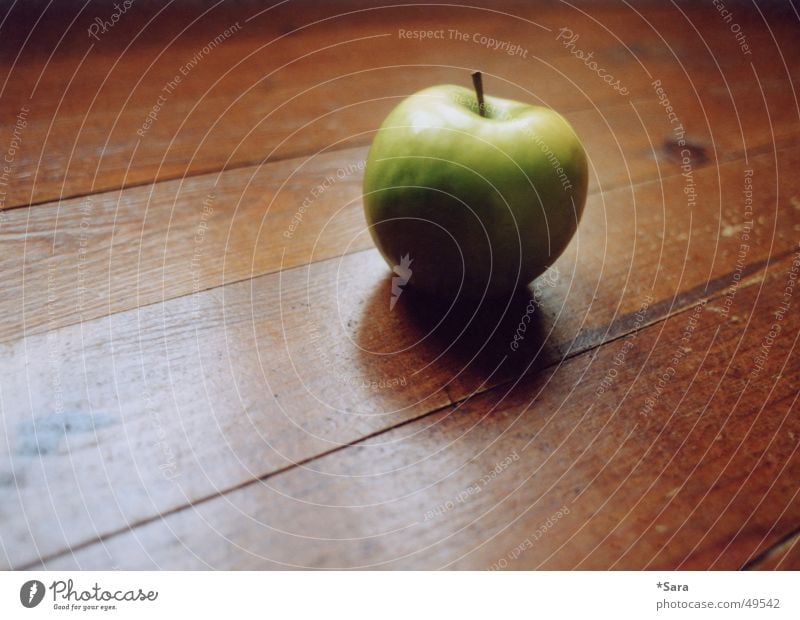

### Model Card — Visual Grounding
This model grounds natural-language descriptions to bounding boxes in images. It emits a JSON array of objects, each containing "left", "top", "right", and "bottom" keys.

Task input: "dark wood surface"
[{"left": 1, "top": 0, "right": 799, "bottom": 570}]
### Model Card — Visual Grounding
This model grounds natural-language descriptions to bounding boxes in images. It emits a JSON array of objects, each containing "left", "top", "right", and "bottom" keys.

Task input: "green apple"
[{"left": 363, "top": 75, "right": 588, "bottom": 300}]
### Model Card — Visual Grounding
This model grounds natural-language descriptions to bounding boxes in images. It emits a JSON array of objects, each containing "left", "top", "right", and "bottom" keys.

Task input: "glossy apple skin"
[{"left": 363, "top": 85, "right": 588, "bottom": 300}]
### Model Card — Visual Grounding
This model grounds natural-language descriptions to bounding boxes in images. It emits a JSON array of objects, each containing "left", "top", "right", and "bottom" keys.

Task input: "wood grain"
[
  {"left": 3, "top": 139, "right": 799, "bottom": 568},
  {"left": 748, "top": 528, "right": 800, "bottom": 570},
  {"left": 0, "top": 146, "right": 372, "bottom": 343},
  {"left": 3, "top": 84, "right": 800, "bottom": 347},
  {"left": 38, "top": 241, "right": 800, "bottom": 569},
  {"left": 2, "top": 0, "right": 799, "bottom": 572},
  {"left": 1, "top": 0, "right": 797, "bottom": 208}
]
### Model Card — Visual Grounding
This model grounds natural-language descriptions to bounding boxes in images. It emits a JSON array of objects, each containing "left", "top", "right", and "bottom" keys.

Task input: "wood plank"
[
  {"left": 3, "top": 77, "right": 800, "bottom": 347},
  {"left": 0, "top": 146, "right": 371, "bottom": 343},
  {"left": 2, "top": 0, "right": 797, "bottom": 208},
  {"left": 38, "top": 243, "right": 800, "bottom": 569},
  {"left": 747, "top": 528, "right": 800, "bottom": 570},
  {"left": 2, "top": 141, "right": 800, "bottom": 568}
]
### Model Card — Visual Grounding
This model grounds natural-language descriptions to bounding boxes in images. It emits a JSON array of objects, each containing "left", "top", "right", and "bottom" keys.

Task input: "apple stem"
[{"left": 471, "top": 71, "right": 486, "bottom": 117}]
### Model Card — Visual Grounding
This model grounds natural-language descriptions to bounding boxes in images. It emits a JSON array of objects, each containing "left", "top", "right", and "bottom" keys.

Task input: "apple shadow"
[{"left": 355, "top": 276, "right": 553, "bottom": 399}]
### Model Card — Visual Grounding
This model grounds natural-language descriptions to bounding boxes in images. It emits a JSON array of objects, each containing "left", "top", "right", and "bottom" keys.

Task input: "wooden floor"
[{"left": 1, "top": 0, "right": 799, "bottom": 570}]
